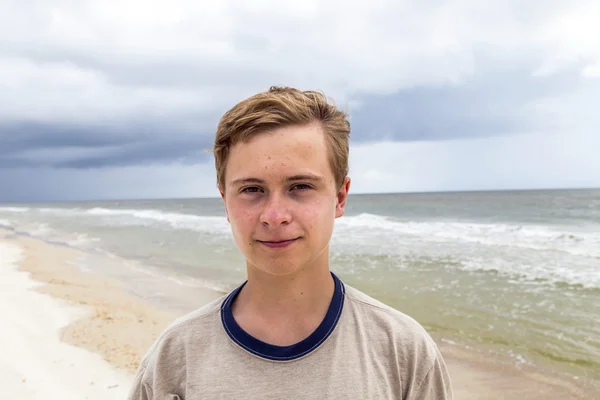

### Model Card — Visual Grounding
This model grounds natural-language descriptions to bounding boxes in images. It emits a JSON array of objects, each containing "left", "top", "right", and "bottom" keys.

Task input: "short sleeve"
[
  {"left": 126, "top": 365, "right": 153, "bottom": 400},
  {"left": 408, "top": 344, "right": 453, "bottom": 400}
]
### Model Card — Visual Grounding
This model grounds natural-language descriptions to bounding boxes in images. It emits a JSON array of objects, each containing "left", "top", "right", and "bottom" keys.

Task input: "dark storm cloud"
[
  {"left": 0, "top": 63, "right": 587, "bottom": 171},
  {"left": 0, "top": 121, "right": 216, "bottom": 169},
  {"left": 54, "top": 135, "right": 212, "bottom": 168},
  {"left": 1, "top": 122, "right": 129, "bottom": 150},
  {"left": 350, "top": 65, "right": 583, "bottom": 141}
]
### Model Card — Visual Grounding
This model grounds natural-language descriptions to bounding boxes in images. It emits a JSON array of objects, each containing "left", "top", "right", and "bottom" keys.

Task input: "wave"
[
  {"left": 335, "top": 213, "right": 600, "bottom": 258},
  {"left": 457, "top": 257, "right": 600, "bottom": 289},
  {"left": 0, "top": 207, "right": 29, "bottom": 212},
  {"left": 0, "top": 219, "right": 100, "bottom": 248},
  {"left": 4, "top": 206, "right": 598, "bottom": 289},
  {"left": 105, "top": 253, "right": 233, "bottom": 293},
  {"left": 6, "top": 207, "right": 599, "bottom": 258},
  {"left": 35, "top": 207, "right": 232, "bottom": 235},
  {"left": 87, "top": 208, "right": 231, "bottom": 234}
]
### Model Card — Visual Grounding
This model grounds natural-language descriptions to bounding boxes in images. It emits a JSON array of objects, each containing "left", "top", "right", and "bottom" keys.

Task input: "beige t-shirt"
[{"left": 128, "top": 274, "right": 453, "bottom": 399}]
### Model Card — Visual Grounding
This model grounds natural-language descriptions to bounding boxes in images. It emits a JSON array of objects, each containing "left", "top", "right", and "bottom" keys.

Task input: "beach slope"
[{"left": 0, "top": 241, "right": 131, "bottom": 399}]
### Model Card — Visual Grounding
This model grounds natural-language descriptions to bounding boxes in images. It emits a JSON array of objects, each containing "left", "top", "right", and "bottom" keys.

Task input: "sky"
[{"left": 1, "top": 0, "right": 599, "bottom": 202}]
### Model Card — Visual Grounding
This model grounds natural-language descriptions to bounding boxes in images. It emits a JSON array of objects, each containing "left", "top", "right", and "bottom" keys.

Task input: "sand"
[
  {"left": 0, "top": 241, "right": 131, "bottom": 399},
  {"left": 441, "top": 345, "right": 596, "bottom": 399},
  {"left": 0, "top": 229, "right": 597, "bottom": 399},
  {"left": 0, "top": 230, "right": 220, "bottom": 399}
]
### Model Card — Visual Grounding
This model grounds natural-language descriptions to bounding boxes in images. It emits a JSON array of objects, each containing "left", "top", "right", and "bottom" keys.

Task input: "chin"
[{"left": 247, "top": 257, "right": 306, "bottom": 277}]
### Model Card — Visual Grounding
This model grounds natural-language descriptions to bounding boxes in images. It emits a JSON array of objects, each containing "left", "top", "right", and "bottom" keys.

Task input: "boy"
[{"left": 128, "top": 86, "right": 453, "bottom": 399}]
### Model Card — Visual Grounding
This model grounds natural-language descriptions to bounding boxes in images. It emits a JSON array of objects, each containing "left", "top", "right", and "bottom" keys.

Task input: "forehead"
[{"left": 226, "top": 123, "right": 332, "bottom": 181}]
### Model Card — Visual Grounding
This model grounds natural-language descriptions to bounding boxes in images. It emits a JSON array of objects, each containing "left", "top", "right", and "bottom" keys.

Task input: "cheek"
[
  {"left": 302, "top": 198, "right": 335, "bottom": 230},
  {"left": 229, "top": 206, "right": 257, "bottom": 234}
]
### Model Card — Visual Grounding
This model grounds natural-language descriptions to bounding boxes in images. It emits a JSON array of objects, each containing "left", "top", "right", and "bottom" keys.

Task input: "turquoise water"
[{"left": 1, "top": 188, "right": 599, "bottom": 384}]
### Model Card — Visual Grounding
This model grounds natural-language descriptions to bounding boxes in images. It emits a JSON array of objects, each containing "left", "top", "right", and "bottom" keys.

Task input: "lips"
[{"left": 256, "top": 238, "right": 300, "bottom": 248}]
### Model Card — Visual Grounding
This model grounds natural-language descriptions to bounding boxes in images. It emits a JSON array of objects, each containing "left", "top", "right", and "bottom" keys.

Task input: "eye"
[
  {"left": 291, "top": 183, "right": 312, "bottom": 191},
  {"left": 240, "top": 186, "right": 263, "bottom": 194}
]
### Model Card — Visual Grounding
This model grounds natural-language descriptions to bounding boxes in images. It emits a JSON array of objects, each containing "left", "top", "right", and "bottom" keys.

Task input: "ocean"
[{"left": 1, "top": 188, "right": 599, "bottom": 385}]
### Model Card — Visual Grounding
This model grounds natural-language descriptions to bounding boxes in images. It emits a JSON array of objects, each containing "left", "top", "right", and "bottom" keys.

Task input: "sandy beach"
[{"left": 0, "top": 229, "right": 596, "bottom": 399}]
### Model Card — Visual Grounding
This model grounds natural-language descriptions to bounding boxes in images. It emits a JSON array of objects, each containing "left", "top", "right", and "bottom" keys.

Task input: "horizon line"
[{"left": 1, "top": 185, "right": 599, "bottom": 205}]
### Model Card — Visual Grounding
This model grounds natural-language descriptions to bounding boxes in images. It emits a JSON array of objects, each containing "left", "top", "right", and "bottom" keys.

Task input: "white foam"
[
  {"left": 38, "top": 207, "right": 84, "bottom": 215},
  {"left": 66, "top": 232, "right": 101, "bottom": 247},
  {"left": 0, "top": 218, "right": 12, "bottom": 227},
  {"left": 120, "top": 258, "right": 231, "bottom": 293},
  {"left": 166, "top": 275, "right": 230, "bottom": 293},
  {"left": 86, "top": 207, "right": 231, "bottom": 234},
  {"left": 459, "top": 257, "right": 600, "bottom": 289},
  {"left": 0, "top": 207, "right": 29, "bottom": 212},
  {"left": 0, "top": 242, "right": 132, "bottom": 399},
  {"left": 28, "top": 222, "right": 53, "bottom": 236},
  {"left": 33, "top": 206, "right": 230, "bottom": 234},
  {"left": 335, "top": 213, "right": 600, "bottom": 258}
]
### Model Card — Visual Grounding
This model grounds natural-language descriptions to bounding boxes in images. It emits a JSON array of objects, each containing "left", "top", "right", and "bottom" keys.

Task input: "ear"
[
  {"left": 335, "top": 176, "right": 351, "bottom": 219},
  {"left": 219, "top": 185, "right": 230, "bottom": 223}
]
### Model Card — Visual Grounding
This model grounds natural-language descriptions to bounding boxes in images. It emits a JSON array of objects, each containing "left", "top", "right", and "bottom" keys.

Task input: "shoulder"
[
  {"left": 135, "top": 294, "right": 227, "bottom": 374},
  {"left": 342, "top": 284, "right": 453, "bottom": 398},
  {"left": 342, "top": 283, "right": 442, "bottom": 366},
  {"left": 344, "top": 284, "right": 432, "bottom": 336},
  {"left": 127, "top": 295, "right": 230, "bottom": 398}
]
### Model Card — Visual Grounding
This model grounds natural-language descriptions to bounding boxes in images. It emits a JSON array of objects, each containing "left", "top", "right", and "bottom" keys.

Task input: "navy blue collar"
[{"left": 221, "top": 272, "right": 345, "bottom": 361}]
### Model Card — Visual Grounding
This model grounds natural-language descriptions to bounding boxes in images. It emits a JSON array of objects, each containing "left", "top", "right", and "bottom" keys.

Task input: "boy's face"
[{"left": 220, "top": 123, "right": 350, "bottom": 277}]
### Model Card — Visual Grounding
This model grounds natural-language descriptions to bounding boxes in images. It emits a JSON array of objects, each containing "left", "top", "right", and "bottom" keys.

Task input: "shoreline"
[
  {"left": 0, "top": 236, "right": 132, "bottom": 398},
  {"left": 0, "top": 229, "right": 597, "bottom": 399}
]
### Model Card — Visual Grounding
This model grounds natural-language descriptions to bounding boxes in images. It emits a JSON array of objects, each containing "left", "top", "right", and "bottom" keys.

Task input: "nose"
[{"left": 259, "top": 193, "right": 292, "bottom": 227}]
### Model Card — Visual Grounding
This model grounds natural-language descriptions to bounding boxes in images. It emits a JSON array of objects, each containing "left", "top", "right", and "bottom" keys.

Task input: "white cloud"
[
  {"left": 348, "top": 131, "right": 600, "bottom": 194},
  {"left": 0, "top": 57, "right": 215, "bottom": 125},
  {"left": 1, "top": 0, "right": 599, "bottom": 126},
  {"left": 583, "top": 62, "right": 600, "bottom": 78}
]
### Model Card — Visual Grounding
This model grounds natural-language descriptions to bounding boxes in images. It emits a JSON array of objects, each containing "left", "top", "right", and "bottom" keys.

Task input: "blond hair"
[{"left": 213, "top": 86, "right": 350, "bottom": 190}]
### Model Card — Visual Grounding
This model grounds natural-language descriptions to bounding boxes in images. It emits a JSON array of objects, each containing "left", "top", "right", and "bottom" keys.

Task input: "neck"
[
  {"left": 243, "top": 261, "right": 334, "bottom": 316},
  {"left": 231, "top": 252, "right": 335, "bottom": 345}
]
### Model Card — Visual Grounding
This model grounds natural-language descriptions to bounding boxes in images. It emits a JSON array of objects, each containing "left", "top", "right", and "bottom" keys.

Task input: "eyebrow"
[{"left": 229, "top": 174, "right": 325, "bottom": 187}]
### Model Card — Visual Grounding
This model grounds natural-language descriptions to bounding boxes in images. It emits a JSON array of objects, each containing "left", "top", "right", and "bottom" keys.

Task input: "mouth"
[{"left": 256, "top": 238, "right": 300, "bottom": 248}]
